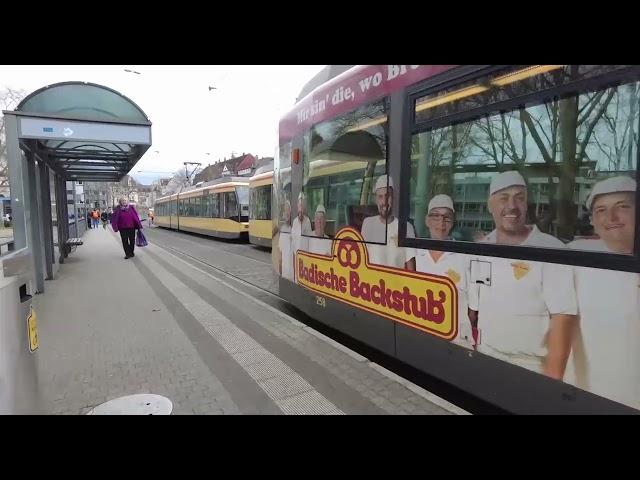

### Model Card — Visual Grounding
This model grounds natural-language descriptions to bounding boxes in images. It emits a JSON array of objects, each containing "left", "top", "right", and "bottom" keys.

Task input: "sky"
[{"left": 0, "top": 65, "right": 324, "bottom": 184}]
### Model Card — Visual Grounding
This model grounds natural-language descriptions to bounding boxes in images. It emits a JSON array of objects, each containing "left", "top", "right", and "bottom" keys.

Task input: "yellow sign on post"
[{"left": 27, "top": 306, "right": 39, "bottom": 352}]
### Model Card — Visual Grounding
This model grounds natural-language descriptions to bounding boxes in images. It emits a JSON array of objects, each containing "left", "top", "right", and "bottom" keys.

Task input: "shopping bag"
[{"left": 136, "top": 229, "right": 148, "bottom": 247}]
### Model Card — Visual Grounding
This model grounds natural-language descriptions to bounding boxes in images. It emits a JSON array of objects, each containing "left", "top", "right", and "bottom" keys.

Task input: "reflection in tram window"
[
  {"left": 302, "top": 99, "right": 389, "bottom": 238},
  {"left": 250, "top": 185, "right": 271, "bottom": 221},
  {"left": 409, "top": 65, "right": 639, "bottom": 255},
  {"left": 223, "top": 191, "right": 238, "bottom": 219}
]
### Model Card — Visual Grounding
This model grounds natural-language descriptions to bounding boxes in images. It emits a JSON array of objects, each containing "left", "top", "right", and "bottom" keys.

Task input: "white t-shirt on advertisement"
[
  {"left": 361, "top": 216, "right": 416, "bottom": 269},
  {"left": 278, "top": 226, "right": 294, "bottom": 281},
  {"left": 291, "top": 215, "right": 312, "bottom": 257},
  {"left": 308, "top": 233, "right": 332, "bottom": 256},
  {"left": 568, "top": 238, "right": 640, "bottom": 409},
  {"left": 468, "top": 226, "right": 578, "bottom": 357},
  {"left": 407, "top": 248, "right": 473, "bottom": 346}
]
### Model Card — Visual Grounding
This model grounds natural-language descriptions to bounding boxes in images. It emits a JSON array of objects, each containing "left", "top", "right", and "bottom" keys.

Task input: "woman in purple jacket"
[{"left": 111, "top": 198, "right": 143, "bottom": 259}]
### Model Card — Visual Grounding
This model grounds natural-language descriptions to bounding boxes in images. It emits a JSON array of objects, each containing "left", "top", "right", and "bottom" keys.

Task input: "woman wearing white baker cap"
[{"left": 405, "top": 194, "right": 474, "bottom": 347}]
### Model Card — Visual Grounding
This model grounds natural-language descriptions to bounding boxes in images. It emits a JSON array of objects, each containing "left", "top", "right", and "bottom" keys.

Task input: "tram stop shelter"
[{"left": 2, "top": 82, "right": 152, "bottom": 294}]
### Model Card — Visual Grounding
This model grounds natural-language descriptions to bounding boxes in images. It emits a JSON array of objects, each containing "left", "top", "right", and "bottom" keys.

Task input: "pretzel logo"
[{"left": 336, "top": 237, "right": 361, "bottom": 269}]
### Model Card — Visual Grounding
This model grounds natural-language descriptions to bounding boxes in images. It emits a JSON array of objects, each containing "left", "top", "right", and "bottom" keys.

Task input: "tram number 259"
[{"left": 315, "top": 295, "right": 326, "bottom": 308}]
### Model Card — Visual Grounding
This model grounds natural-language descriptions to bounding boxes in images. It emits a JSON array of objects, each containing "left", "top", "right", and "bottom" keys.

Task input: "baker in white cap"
[
  {"left": 278, "top": 199, "right": 294, "bottom": 280},
  {"left": 361, "top": 174, "right": 416, "bottom": 268},
  {"left": 572, "top": 176, "right": 636, "bottom": 254},
  {"left": 291, "top": 191, "right": 312, "bottom": 272},
  {"left": 405, "top": 194, "right": 474, "bottom": 348},
  {"left": 308, "top": 204, "right": 332, "bottom": 256},
  {"left": 566, "top": 176, "right": 640, "bottom": 409},
  {"left": 468, "top": 170, "right": 578, "bottom": 379}
]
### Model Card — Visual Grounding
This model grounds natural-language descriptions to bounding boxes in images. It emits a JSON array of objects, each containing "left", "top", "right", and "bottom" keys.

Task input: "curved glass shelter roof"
[{"left": 6, "top": 82, "right": 152, "bottom": 182}]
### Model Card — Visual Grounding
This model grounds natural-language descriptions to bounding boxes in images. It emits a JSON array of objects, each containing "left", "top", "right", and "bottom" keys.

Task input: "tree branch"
[
  {"left": 578, "top": 90, "right": 606, "bottom": 126},
  {"left": 578, "top": 89, "right": 616, "bottom": 162},
  {"left": 521, "top": 109, "right": 554, "bottom": 165}
]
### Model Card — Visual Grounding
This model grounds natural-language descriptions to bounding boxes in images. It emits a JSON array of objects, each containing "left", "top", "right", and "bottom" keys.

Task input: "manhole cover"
[{"left": 86, "top": 394, "right": 172, "bottom": 415}]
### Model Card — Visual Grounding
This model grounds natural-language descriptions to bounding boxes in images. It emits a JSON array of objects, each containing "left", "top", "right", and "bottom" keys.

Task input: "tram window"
[
  {"left": 409, "top": 65, "right": 639, "bottom": 255},
  {"left": 251, "top": 185, "right": 271, "bottom": 221},
  {"left": 223, "top": 191, "right": 238, "bottom": 219},
  {"left": 194, "top": 196, "right": 202, "bottom": 217},
  {"left": 302, "top": 98, "right": 389, "bottom": 239},
  {"left": 236, "top": 186, "right": 249, "bottom": 206},
  {"left": 202, "top": 195, "right": 210, "bottom": 217},
  {"left": 210, "top": 193, "right": 220, "bottom": 218}
]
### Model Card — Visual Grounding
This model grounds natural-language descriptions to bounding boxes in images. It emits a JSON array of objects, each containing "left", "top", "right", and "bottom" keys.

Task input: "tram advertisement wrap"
[{"left": 295, "top": 227, "right": 458, "bottom": 339}]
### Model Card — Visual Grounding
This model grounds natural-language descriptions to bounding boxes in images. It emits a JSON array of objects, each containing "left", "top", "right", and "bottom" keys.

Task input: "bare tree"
[
  {"left": 162, "top": 169, "right": 188, "bottom": 196},
  {"left": 521, "top": 69, "right": 616, "bottom": 239},
  {"left": 471, "top": 111, "right": 529, "bottom": 170},
  {"left": 410, "top": 121, "right": 476, "bottom": 236},
  {"left": 0, "top": 88, "right": 27, "bottom": 192},
  {"left": 592, "top": 84, "right": 639, "bottom": 172},
  {"left": 470, "top": 82, "right": 614, "bottom": 239}
]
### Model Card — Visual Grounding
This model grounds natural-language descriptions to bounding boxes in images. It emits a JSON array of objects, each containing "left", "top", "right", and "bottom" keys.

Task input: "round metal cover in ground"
[{"left": 86, "top": 394, "right": 172, "bottom": 415}]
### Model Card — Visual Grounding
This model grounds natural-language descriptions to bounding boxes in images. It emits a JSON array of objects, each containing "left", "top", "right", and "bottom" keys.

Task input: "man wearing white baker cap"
[
  {"left": 572, "top": 176, "right": 636, "bottom": 255},
  {"left": 291, "top": 191, "right": 312, "bottom": 260},
  {"left": 568, "top": 176, "right": 640, "bottom": 409},
  {"left": 468, "top": 170, "right": 578, "bottom": 379},
  {"left": 405, "top": 194, "right": 474, "bottom": 347},
  {"left": 361, "top": 174, "right": 416, "bottom": 268},
  {"left": 308, "top": 204, "right": 332, "bottom": 256}
]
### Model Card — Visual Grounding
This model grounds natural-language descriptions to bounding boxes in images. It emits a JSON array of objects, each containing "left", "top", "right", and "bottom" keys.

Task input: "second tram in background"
[
  {"left": 248, "top": 160, "right": 274, "bottom": 248},
  {"left": 154, "top": 176, "right": 250, "bottom": 239}
]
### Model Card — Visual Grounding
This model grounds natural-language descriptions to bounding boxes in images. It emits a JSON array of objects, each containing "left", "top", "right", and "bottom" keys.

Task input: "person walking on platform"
[
  {"left": 111, "top": 197, "right": 143, "bottom": 259},
  {"left": 101, "top": 210, "right": 108, "bottom": 229},
  {"left": 91, "top": 209, "right": 100, "bottom": 229}
]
